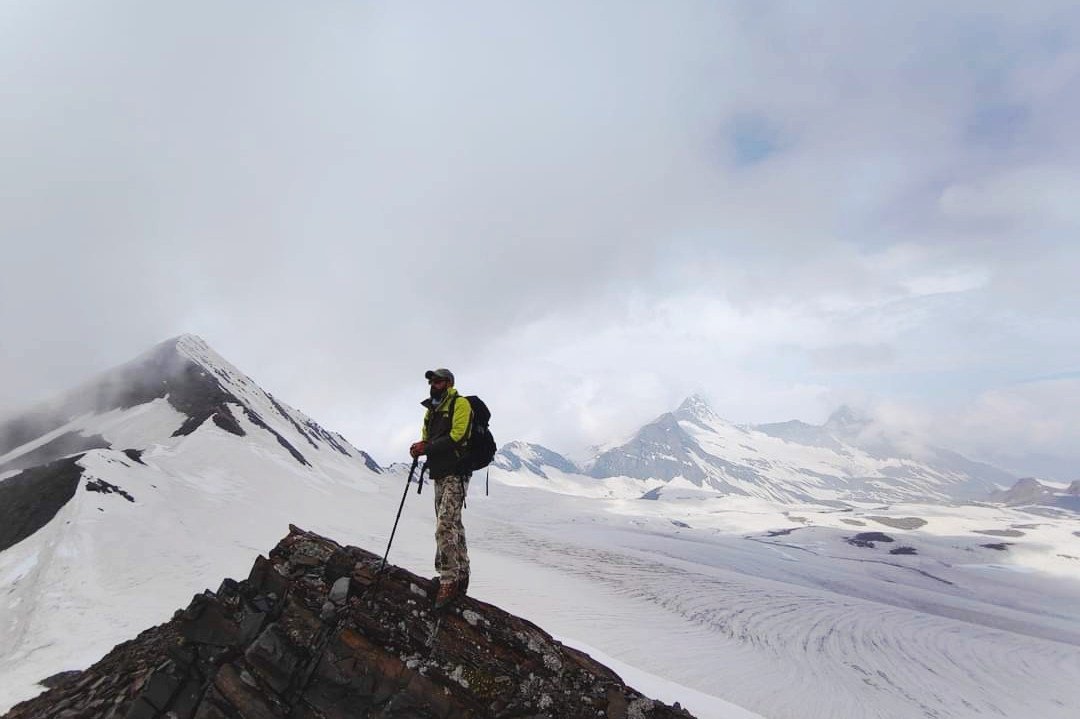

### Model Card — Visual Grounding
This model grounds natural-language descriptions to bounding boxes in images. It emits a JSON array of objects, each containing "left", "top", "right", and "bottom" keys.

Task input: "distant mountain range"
[{"left": 496, "top": 394, "right": 1020, "bottom": 505}]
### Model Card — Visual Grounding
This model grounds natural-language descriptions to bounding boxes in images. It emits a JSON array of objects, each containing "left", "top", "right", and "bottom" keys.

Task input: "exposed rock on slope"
[
  {"left": 3, "top": 526, "right": 695, "bottom": 719},
  {"left": 0, "top": 456, "right": 86, "bottom": 552}
]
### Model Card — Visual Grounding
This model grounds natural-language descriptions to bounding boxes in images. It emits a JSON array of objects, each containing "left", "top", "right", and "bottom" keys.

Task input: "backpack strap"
[{"left": 447, "top": 394, "right": 474, "bottom": 447}]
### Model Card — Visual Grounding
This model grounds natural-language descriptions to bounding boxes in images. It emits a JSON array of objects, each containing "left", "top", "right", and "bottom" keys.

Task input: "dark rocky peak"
[
  {"left": 0, "top": 335, "right": 377, "bottom": 473},
  {"left": 990, "top": 477, "right": 1054, "bottom": 505},
  {"left": 4, "top": 526, "right": 695, "bottom": 719},
  {"left": 0, "top": 336, "right": 205, "bottom": 457}
]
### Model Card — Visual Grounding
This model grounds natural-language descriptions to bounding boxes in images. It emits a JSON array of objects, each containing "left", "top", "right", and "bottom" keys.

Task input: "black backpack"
[{"left": 456, "top": 395, "right": 497, "bottom": 472}]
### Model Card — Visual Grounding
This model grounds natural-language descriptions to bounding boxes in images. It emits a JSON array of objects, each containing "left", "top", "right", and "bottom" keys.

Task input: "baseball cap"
[{"left": 424, "top": 368, "right": 455, "bottom": 384}]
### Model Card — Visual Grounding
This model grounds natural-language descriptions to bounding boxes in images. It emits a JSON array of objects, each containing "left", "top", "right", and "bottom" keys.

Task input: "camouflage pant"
[{"left": 433, "top": 474, "right": 470, "bottom": 582}]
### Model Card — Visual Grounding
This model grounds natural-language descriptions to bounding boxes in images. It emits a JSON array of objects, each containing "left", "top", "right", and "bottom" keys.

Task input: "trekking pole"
[
  {"left": 379, "top": 457, "right": 419, "bottom": 574},
  {"left": 416, "top": 462, "right": 429, "bottom": 494}
]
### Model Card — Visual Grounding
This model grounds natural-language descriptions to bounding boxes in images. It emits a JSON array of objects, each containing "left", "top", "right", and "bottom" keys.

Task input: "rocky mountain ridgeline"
[{"left": 3, "top": 526, "right": 695, "bottom": 719}]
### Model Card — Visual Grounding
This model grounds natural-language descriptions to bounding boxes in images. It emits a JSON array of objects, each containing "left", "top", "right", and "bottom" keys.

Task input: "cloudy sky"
[{"left": 2, "top": 1, "right": 1078, "bottom": 478}]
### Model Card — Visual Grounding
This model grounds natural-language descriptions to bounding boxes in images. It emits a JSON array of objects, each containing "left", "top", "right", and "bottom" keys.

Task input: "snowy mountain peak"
[
  {"left": 172, "top": 333, "right": 225, "bottom": 370},
  {"left": 674, "top": 394, "right": 719, "bottom": 424},
  {"left": 824, "top": 405, "right": 872, "bottom": 435},
  {"left": 496, "top": 440, "right": 579, "bottom": 477},
  {"left": 0, "top": 335, "right": 380, "bottom": 479}
]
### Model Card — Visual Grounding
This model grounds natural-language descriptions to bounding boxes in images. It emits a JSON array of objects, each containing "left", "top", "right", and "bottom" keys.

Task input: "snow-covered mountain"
[
  {"left": 0, "top": 334, "right": 379, "bottom": 477},
  {"left": 0, "top": 335, "right": 389, "bottom": 710},
  {"left": 494, "top": 440, "right": 579, "bottom": 477},
  {"left": 579, "top": 395, "right": 1013, "bottom": 503},
  {"left": 0, "top": 334, "right": 383, "bottom": 552}
]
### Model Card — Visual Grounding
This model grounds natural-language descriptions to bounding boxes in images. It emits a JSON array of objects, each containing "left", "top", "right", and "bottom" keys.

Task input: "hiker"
[{"left": 410, "top": 368, "right": 473, "bottom": 608}]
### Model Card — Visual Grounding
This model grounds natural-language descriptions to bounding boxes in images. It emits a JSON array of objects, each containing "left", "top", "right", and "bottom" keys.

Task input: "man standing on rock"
[{"left": 410, "top": 368, "right": 472, "bottom": 609}]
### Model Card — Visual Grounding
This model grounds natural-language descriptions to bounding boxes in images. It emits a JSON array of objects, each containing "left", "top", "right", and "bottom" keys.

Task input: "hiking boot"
[{"left": 434, "top": 578, "right": 465, "bottom": 609}]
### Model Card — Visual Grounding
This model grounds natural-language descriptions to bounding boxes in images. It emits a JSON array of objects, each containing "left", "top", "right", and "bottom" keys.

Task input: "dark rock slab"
[
  {"left": 847, "top": 532, "right": 895, "bottom": 548},
  {"left": 37, "top": 671, "right": 81, "bottom": 690},
  {"left": 85, "top": 478, "right": 135, "bottom": 502},
  {"left": 4, "top": 526, "right": 696, "bottom": 719},
  {"left": 0, "top": 456, "right": 85, "bottom": 552}
]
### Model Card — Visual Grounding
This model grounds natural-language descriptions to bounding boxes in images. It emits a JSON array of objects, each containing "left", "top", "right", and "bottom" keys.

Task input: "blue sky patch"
[{"left": 731, "top": 115, "right": 782, "bottom": 167}]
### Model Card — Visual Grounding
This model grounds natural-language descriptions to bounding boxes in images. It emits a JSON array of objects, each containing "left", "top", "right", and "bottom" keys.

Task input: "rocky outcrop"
[{"left": 4, "top": 526, "right": 695, "bottom": 719}]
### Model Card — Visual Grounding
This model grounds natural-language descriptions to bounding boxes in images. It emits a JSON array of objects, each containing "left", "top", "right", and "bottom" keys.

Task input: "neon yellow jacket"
[{"left": 421, "top": 387, "right": 473, "bottom": 479}]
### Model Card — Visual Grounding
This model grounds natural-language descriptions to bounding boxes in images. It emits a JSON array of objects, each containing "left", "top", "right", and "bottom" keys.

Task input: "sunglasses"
[{"left": 428, "top": 378, "right": 449, "bottom": 385}]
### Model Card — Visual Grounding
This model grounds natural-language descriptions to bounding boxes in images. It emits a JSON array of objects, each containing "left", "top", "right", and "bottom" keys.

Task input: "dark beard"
[{"left": 429, "top": 387, "right": 446, "bottom": 403}]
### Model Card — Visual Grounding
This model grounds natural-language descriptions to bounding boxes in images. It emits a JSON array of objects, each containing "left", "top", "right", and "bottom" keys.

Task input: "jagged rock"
[
  {"left": 4, "top": 526, "right": 696, "bottom": 719},
  {"left": 37, "top": 672, "right": 82, "bottom": 690}
]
